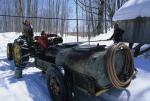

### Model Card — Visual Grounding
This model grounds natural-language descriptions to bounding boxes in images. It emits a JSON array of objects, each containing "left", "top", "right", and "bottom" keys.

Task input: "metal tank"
[{"left": 55, "top": 43, "right": 136, "bottom": 94}]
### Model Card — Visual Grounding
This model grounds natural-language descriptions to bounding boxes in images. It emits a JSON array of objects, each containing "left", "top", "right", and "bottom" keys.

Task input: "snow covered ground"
[{"left": 0, "top": 31, "right": 150, "bottom": 101}]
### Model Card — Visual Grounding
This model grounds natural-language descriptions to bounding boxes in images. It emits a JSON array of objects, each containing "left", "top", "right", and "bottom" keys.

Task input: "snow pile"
[
  {"left": 63, "top": 35, "right": 87, "bottom": 43},
  {"left": 0, "top": 32, "right": 21, "bottom": 58},
  {"left": 81, "top": 29, "right": 114, "bottom": 46},
  {"left": 0, "top": 60, "right": 51, "bottom": 101},
  {"left": 113, "top": 0, "right": 150, "bottom": 21}
]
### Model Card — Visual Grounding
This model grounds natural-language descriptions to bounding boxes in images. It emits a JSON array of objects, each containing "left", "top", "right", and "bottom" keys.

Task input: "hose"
[{"left": 105, "top": 43, "right": 136, "bottom": 88}]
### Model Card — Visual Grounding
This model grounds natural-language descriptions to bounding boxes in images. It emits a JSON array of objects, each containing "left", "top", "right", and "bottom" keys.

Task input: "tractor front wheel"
[{"left": 13, "top": 41, "right": 29, "bottom": 67}]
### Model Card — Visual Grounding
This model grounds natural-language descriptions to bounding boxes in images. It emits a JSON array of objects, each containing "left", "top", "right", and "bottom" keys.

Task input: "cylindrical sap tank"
[{"left": 56, "top": 44, "right": 127, "bottom": 87}]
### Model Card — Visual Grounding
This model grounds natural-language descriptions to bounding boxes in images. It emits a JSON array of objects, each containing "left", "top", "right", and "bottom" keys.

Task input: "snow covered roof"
[{"left": 113, "top": 0, "right": 150, "bottom": 21}]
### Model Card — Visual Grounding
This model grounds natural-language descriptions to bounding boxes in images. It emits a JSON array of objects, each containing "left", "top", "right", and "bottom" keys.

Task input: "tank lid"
[
  {"left": 73, "top": 45, "right": 106, "bottom": 53},
  {"left": 63, "top": 42, "right": 79, "bottom": 48}
]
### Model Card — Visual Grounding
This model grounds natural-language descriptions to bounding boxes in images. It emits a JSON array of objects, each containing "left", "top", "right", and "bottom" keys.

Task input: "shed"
[{"left": 113, "top": 0, "right": 150, "bottom": 44}]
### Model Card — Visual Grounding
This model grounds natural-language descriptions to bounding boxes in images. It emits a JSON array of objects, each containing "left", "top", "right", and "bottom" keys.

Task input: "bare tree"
[{"left": 97, "top": 0, "right": 104, "bottom": 34}]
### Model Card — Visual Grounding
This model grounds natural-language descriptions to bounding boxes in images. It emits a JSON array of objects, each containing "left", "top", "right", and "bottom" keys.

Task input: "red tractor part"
[{"left": 37, "top": 35, "right": 49, "bottom": 49}]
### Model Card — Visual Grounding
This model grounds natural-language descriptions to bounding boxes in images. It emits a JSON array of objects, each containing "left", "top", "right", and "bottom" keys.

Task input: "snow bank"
[
  {"left": 113, "top": 0, "right": 150, "bottom": 21},
  {"left": 81, "top": 29, "right": 114, "bottom": 46},
  {"left": 63, "top": 35, "right": 87, "bottom": 43},
  {"left": 0, "top": 32, "right": 21, "bottom": 58}
]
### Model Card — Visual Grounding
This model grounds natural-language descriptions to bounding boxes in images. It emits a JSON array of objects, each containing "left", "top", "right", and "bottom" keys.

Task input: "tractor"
[{"left": 6, "top": 32, "right": 136, "bottom": 101}]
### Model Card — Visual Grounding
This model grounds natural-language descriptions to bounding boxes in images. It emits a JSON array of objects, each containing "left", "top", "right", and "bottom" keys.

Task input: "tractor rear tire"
[
  {"left": 13, "top": 41, "right": 29, "bottom": 67},
  {"left": 46, "top": 67, "right": 67, "bottom": 101},
  {"left": 7, "top": 43, "right": 13, "bottom": 60}
]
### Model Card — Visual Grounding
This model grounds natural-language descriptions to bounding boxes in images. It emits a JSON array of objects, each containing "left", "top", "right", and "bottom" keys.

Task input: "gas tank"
[{"left": 56, "top": 44, "right": 131, "bottom": 87}]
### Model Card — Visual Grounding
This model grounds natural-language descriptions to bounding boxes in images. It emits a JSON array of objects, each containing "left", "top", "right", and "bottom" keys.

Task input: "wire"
[
  {"left": 0, "top": 14, "right": 111, "bottom": 22},
  {"left": 0, "top": 14, "right": 99, "bottom": 21},
  {"left": 105, "top": 43, "right": 136, "bottom": 88}
]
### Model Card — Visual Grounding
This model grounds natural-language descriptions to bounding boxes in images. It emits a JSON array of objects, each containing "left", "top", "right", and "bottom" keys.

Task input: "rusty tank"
[{"left": 52, "top": 43, "right": 136, "bottom": 95}]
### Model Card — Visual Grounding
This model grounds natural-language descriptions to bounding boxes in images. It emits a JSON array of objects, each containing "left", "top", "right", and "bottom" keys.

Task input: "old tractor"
[{"left": 7, "top": 33, "right": 136, "bottom": 101}]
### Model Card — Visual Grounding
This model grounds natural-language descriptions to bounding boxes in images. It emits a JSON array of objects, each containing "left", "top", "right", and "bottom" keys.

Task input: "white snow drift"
[{"left": 113, "top": 0, "right": 150, "bottom": 21}]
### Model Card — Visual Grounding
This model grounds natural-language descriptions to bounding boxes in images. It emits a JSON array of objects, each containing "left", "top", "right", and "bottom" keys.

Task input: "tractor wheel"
[
  {"left": 13, "top": 41, "right": 29, "bottom": 67},
  {"left": 46, "top": 67, "right": 67, "bottom": 101},
  {"left": 7, "top": 43, "right": 13, "bottom": 60}
]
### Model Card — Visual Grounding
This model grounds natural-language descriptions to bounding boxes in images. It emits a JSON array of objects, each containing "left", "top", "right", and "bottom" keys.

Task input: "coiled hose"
[{"left": 106, "top": 43, "right": 136, "bottom": 88}]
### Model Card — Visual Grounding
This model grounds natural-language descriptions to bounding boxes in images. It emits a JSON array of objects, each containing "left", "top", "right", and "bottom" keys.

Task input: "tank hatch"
[{"left": 73, "top": 45, "right": 106, "bottom": 53}]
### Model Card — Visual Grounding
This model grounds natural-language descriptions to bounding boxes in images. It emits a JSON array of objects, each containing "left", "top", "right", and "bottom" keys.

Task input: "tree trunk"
[{"left": 97, "top": 0, "right": 104, "bottom": 34}]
